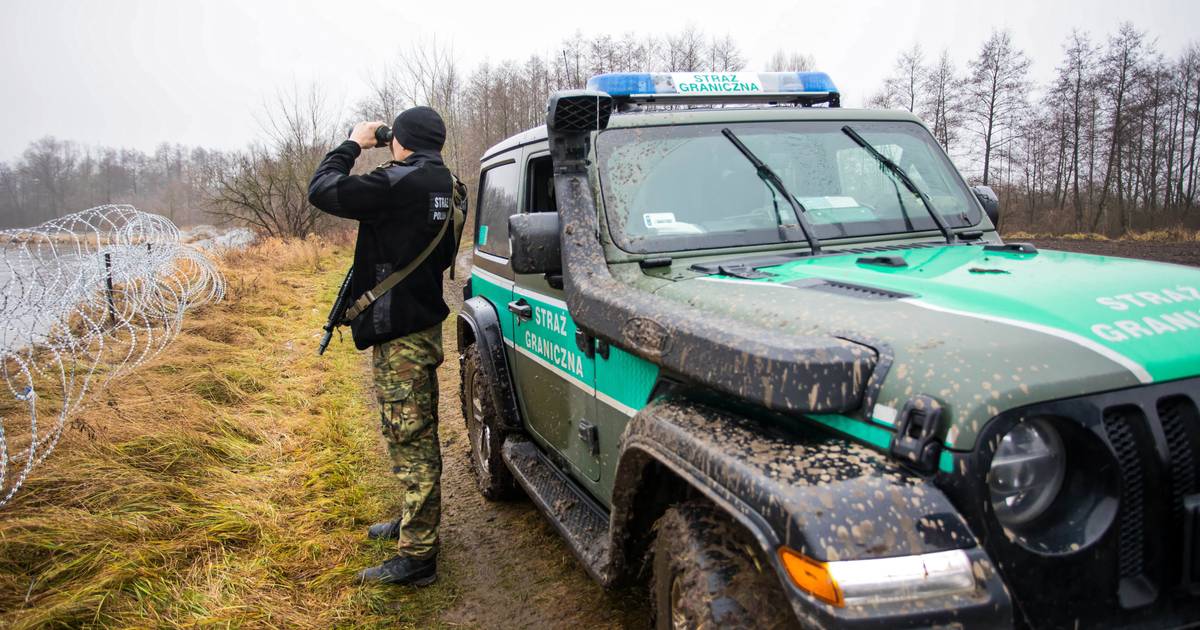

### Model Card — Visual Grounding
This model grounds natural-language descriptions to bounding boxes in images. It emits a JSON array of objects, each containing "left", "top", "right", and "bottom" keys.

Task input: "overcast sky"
[{"left": 1, "top": 0, "right": 1197, "bottom": 161}]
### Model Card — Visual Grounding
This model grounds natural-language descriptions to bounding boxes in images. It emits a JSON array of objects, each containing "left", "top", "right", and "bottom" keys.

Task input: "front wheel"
[
  {"left": 651, "top": 501, "right": 795, "bottom": 629},
  {"left": 460, "top": 344, "right": 518, "bottom": 500}
]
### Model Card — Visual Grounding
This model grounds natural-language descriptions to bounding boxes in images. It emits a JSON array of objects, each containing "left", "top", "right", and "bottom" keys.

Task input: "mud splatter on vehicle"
[{"left": 457, "top": 72, "right": 1200, "bottom": 628}]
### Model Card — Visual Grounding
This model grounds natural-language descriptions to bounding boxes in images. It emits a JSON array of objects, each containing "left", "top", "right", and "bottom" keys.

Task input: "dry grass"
[
  {"left": 0, "top": 237, "right": 455, "bottom": 629},
  {"left": 1004, "top": 226, "right": 1200, "bottom": 242}
]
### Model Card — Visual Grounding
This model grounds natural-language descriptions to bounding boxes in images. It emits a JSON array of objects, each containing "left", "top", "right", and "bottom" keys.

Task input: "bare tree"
[
  {"left": 707, "top": 34, "right": 745, "bottom": 72},
  {"left": 587, "top": 34, "right": 620, "bottom": 75},
  {"left": 866, "top": 89, "right": 901, "bottom": 110},
  {"left": 211, "top": 85, "right": 336, "bottom": 237},
  {"left": 1051, "top": 31, "right": 1100, "bottom": 229},
  {"left": 662, "top": 26, "right": 706, "bottom": 71},
  {"left": 964, "top": 30, "right": 1032, "bottom": 185},
  {"left": 1092, "top": 23, "right": 1148, "bottom": 231},
  {"left": 921, "top": 50, "right": 963, "bottom": 153},
  {"left": 8, "top": 24, "right": 1200, "bottom": 238},
  {"left": 555, "top": 31, "right": 587, "bottom": 88},
  {"left": 617, "top": 32, "right": 658, "bottom": 72},
  {"left": 1180, "top": 45, "right": 1200, "bottom": 210},
  {"left": 764, "top": 49, "right": 814, "bottom": 72},
  {"left": 22, "top": 137, "right": 78, "bottom": 219},
  {"left": 885, "top": 44, "right": 925, "bottom": 113}
]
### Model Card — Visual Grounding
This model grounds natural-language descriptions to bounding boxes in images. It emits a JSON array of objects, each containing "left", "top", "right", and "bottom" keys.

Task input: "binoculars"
[{"left": 348, "top": 124, "right": 393, "bottom": 148}]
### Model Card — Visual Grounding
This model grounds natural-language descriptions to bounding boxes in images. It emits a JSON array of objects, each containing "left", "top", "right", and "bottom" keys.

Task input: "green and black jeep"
[{"left": 455, "top": 71, "right": 1200, "bottom": 628}]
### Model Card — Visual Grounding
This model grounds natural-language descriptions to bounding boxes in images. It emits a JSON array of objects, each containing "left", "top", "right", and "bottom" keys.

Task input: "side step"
[{"left": 502, "top": 437, "right": 612, "bottom": 582}]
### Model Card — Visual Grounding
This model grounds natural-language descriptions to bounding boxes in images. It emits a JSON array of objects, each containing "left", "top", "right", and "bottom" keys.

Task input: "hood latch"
[{"left": 889, "top": 395, "right": 945, "bottom": 474}]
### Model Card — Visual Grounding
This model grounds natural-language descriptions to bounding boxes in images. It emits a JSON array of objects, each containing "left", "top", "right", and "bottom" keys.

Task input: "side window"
[
  {"left": 476, "top": 161, "right": 519, "bottom": 258},
  {"left": 525, "top": 156, "right": 558, "bottom": 213}
]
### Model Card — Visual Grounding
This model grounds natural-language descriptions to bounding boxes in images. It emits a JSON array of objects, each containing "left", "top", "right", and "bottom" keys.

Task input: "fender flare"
[
  {"left": 607, "top": 396, "right": 1010, "bottom": 625},
  {"left": 456, "top": 296, "right": 521, "bottom": 431}
]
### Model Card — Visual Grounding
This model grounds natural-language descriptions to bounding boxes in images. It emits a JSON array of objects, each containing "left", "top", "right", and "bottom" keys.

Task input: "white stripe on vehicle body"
[
  {"left": 694, "top": 275, "right": 1153, "bottom": 385},
  {"left": 695, "top": 276, "right": 795, "bottom": 288},
  {"left": 472, "top": 267, "right": 514, "bottom": 289},
  {"left": 474, "top": 271, "right": 644, "bottom": 416},
  {"left": 513, "top": 343, "right": 643, "bottom": 416},
  {"left": 902, "top": 298, "right": 1153, "bottom": 384},
  {"left": 514, "top": 285, "right": 569, "bottom": 310},
  {"left": 475, "top": 250, "right": 510, "bottom": 266},
  {"left": 513, "top": 344, "right": 595, "bottom": 395},
  {"left": 596, "top": 391, "right": 638, "bottom": 417}
]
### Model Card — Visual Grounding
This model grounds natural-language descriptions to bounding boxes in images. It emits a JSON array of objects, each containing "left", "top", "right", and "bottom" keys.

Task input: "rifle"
[{"left": 318, "top": 266, "right": 354, "bottom": 356}]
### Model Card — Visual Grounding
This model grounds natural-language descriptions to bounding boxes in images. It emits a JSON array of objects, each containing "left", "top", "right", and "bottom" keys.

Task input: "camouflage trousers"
[{"left": 372, "top": 323, "right": 444, "bottom": 558}]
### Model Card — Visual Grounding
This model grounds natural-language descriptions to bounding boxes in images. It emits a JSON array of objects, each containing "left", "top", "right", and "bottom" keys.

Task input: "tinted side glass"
[
  {"left": 477, "top": 161, "right": 519, "bottom": 258},
  {"left": 526, "top": 156, "right": 557, "bottom": 213}
]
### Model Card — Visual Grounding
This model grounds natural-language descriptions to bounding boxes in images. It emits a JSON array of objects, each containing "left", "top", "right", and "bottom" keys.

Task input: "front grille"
[
  {"left": 1159, "top": 396, "right": 1199, "bottom": 521},
  {"left": 1100, "top": 387, "right": 1200, "bottom": 610},
  {"left": 948, "top": 377, "right": 1200, "bottom": 626},
  {"left": 1104, "top": 407, "right": 1149, "bottom": 581}
]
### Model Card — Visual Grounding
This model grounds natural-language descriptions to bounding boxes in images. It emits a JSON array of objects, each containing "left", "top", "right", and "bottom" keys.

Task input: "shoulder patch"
[
  {"left": 429, "top": 192, "right": 451, "bottom": 225},
  {"left": 381, "top": 163, "right": 417, "bottom": 187}
]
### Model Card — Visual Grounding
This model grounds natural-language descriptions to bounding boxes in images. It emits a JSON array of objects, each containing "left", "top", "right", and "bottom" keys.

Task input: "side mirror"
[
  {"left": 509, "top": 213, "right": 562, "bottom": 275},
  {"left": 972, "top": 185, "right": 1000, "bottom": 227}
]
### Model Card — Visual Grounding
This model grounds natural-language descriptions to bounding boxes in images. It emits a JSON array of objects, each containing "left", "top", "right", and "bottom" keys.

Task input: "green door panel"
[
  {"left": 469, "top": 268, "right": 515, "bottom": 341},
  {"left": 590, "top": 346, "right": 660, "bottom": 505},
  {"left": 510, "top": 274, "right": 601, "bottom": 482}
]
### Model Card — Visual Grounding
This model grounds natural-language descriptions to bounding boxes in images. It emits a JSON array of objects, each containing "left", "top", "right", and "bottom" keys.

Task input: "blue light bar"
[{"left": 586, "top": 71, "right": 839, "bottom": 105}]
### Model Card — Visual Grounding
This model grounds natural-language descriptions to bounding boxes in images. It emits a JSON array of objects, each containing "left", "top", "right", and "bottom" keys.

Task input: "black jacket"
[{"left": 307, "top": 140, "right": 455, "bottom": 349}]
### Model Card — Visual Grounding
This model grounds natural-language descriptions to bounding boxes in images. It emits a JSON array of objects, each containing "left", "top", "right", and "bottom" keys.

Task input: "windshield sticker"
[
  {"left": 643, "top": 212, "right": 678, "bottom": 229},
  {"left": 797, "top": 196, "right": 859, "bottom": 209},
  {"left": 478, "top": 224, "right": 488, "bottom": 246}
]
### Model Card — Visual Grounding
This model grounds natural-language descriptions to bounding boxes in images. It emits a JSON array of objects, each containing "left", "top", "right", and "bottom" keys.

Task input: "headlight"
[
  {"left": 779, "top": 547, "right": 977, "bottom": 608},
  {"left": 987, "top": 417, "right": 1066, "bottom": 527}
]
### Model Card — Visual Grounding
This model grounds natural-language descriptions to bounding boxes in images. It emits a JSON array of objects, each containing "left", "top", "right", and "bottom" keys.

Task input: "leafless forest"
[{"left": 1, "top": 24, "right": 1197, "bottom": 236}]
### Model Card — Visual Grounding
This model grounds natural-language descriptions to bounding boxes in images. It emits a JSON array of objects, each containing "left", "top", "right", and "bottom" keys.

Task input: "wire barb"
[{"left": 0, "top": 205, "right": 225, "bottom": 508}]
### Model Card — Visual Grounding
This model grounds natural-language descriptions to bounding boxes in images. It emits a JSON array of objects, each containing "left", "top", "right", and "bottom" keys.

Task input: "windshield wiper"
[
  {"left": 720, "top": 128, "right": 822, "bottom": 255},
  {"left": 841, "top": 125, "right": 957, "bottom": 244}
]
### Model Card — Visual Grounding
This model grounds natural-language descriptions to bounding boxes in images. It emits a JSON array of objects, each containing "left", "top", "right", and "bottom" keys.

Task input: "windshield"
[{"left": 596, "top": 120, "right": 980, "bottom": 254}]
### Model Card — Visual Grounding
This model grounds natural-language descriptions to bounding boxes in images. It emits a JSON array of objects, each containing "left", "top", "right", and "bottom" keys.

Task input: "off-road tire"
[
  {"left": 651, "top": 501, "right": 795, "bottom": 629},
  {"left": 460, "top": 344, "right": 518, "bottom": 500}
]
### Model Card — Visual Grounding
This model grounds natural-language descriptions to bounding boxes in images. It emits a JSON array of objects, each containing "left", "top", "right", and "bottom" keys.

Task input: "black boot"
[
  {"left": 356, "top": 554, "right": 437, "bottom": 586},
  {"left": 366, "top": 519, "right": 401, "bottom": 540}
]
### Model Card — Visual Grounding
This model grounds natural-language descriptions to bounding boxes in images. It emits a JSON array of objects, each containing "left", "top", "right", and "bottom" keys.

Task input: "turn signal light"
[{"left": 779, "top": 547, "right": 843, "bottom": 607}]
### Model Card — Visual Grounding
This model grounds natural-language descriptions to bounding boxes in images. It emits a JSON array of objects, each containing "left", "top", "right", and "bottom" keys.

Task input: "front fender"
[
  {"left": 610, "top": 396, "right": 1011, "bottom": 627},
  {"left": 456, "top": 296, "right": 521, "bottom": 431}
]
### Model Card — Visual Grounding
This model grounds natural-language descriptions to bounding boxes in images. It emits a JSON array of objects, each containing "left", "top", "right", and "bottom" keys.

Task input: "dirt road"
[
  {"left": 1024, "top": 238, "right": 1200, "bottom": 267},
  {"left": 425, "top": 251, "right": 649, "bottom": 628}
]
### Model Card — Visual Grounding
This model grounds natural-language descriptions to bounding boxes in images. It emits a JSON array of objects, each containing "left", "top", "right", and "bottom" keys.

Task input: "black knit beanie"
[{"left": 392, "top": 106, "right": 446, "bottom": 151}]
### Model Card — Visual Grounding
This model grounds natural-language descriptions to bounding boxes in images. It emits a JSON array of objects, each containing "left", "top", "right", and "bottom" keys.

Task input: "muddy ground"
[{"left": 1024, "top": 238, "right": 1200, "bottom": 267}]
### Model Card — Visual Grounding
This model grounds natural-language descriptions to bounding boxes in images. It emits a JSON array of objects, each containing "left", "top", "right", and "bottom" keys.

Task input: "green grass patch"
[{"left": 0, "top": 239, "right": 458, "bottom": 629}]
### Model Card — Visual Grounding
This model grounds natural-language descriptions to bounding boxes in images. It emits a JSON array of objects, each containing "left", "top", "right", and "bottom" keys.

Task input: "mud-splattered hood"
[{"left": 655, "top": 244, "right": 1200, "bottom": 449}]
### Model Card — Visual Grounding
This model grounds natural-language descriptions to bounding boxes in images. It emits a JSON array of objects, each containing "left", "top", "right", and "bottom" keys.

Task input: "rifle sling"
[{"left": 343, "top": 175, "right": 465, "bottom": 323}]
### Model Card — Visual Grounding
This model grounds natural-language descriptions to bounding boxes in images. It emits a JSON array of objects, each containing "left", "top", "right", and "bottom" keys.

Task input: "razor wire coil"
[{"left": 0, "top": 205, "right": 225, "bottom": 508}]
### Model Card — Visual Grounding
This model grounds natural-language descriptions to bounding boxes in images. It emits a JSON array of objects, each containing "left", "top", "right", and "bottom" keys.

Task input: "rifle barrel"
[{"left": 317, "top": 266, "right": 354, "bottom": 356}]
